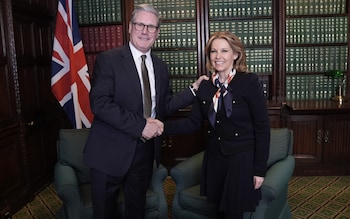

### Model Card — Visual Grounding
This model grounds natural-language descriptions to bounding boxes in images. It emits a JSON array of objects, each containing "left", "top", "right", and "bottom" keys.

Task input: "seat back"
[
  {"left": 57, "top": 128, "right": 90, "bottom": 184},
  {"left": 267, "top": 128, "right": 293, "bottom": 168}
]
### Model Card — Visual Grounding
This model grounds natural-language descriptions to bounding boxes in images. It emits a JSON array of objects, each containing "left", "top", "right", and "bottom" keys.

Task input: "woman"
[{"left": 165, "top": 31, "right": 270, "bottom": 218}]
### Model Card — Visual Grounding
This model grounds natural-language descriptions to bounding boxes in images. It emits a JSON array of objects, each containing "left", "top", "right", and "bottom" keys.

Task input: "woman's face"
[{"left": 209, "top": 38, "right": 238, "bottom": 74}]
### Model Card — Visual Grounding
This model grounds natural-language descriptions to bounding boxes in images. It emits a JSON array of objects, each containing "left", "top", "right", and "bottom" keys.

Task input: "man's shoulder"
[{"left": 97, "top": 45, "right": 129, "bottom": 58}]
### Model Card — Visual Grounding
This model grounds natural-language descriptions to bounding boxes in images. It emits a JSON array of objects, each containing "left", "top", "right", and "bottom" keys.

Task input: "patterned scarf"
[{"left": 208, "top": 69, "right": 236, "bottom": 126}]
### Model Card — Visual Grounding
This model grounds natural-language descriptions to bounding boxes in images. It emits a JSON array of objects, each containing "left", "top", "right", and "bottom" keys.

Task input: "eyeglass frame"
[{"left": 132, "top": 22, "right": 159, "bottom": 33}]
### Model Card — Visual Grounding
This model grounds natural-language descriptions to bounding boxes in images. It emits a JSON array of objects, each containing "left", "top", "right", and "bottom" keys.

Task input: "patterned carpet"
[
  {"left": 288, "top": 176, "right": 350, "bottom": 219},
  {"left": 12, "top": 176, "right": 350, "bottom": 219}
]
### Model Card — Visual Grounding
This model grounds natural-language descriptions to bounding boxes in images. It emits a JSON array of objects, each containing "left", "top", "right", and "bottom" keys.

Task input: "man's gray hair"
[{"left": 131, "top": 4, "right": 161, "bottom": 26}]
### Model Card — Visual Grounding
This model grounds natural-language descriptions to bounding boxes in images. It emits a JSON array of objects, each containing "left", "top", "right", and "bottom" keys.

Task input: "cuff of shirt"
[{"left": 189, "top": 85, "right": 197, "bottom": 96}]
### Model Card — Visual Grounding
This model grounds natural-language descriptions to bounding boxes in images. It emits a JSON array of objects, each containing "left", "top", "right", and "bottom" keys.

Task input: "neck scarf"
[{"left": 208, "top": 69, "right": 236, "bottom": 127}]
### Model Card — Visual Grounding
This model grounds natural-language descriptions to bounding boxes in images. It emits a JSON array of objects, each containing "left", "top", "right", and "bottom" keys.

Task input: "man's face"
[{"left": 129, "top": 11, "right": 160, "bottom": 53}]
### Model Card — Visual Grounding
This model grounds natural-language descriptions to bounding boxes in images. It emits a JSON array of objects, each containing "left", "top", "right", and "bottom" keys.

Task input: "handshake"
[{"left": 141, "top": 118, "right": 164, "bottom": 141}]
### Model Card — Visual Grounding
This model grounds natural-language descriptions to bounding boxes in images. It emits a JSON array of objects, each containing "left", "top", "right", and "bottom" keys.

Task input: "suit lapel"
[{"left": 121, "top": 46, "right": 143, "bottom": 102}]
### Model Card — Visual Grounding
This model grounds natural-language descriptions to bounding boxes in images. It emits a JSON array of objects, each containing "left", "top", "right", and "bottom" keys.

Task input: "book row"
[
  {"left": 286, "top": 17, "right": 348, "bottom": 44},
  {"left": 209, "top": 0, "right": 272, "bottom": 17},
  {"left": 155, "top": 48, "right": 273, "bottom": 76},
  {"left": 86, "top": 54, "right": 97, "bottom": 75},
  {"left": 286, "top": 0, "right": 346, "bottom": 15},
  {"left": 286, "top": 46, "right": 348, "bottom": 73},
  {"left": 154, "top": 22, "right": 197, "bottom": 48},
  {"left": 246, "top": 48, "right": 273, "bottom": 74},
  {"left": 153, "top": 51, "right": 197, "bottom": 76},
  {"left": 209, "top": 19, "right": 272, "bottom": 46},
  {"left": 170, "top": 77, "right": 197, "bottom": 94},
  {"left": 80, "top": 25, "right": 123, "bottom": 53},
  {"left": 134, "top": 0, "right": 196, "bottom": 20},
  {"left": 74, "top": 0, "right": 122, "bottom": 24},
  {"left": 286, "top": 74, "right": 347, "bottom": 100}
]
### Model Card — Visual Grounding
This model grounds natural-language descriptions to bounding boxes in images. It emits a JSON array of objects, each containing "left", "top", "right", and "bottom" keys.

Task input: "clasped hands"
[
  {"left": 141, "top": 74, "right": 209, "bottom": 140},
  {"left": 141, "top": 118, "right": 164, "bottom": 140}
]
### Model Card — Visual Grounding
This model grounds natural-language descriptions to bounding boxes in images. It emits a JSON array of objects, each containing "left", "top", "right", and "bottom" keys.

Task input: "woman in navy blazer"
[
  {"left": 83, "top": 4, "right": 207, "bottom": 219},
  {"left": 165, "top": 31, "right": 270, "bottom": 218}
]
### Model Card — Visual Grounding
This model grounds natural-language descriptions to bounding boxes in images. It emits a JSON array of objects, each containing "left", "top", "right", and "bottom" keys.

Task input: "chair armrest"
[
  {"left": 261, "top": 156, "right": 295, "bottom": 203},
  {"left": 150, "top": 164, "right": 168, "bottom": 219},
  {"left": 150, "top": 164, "right": 168, "bottom": 192},
  {"left": 170, "top": 151, "right": 204, "bottom": 191},
  {"left": 54, "top": 161, "right": 80, "bottom": 189}
]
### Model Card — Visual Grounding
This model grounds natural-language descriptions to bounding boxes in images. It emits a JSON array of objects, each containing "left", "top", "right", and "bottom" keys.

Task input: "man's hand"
[
  {"left": 191, "top": 74, "right": 209, "bottom": 91},
  {"left": 141, "top": 118, "right": 164, "bottom": 140}
]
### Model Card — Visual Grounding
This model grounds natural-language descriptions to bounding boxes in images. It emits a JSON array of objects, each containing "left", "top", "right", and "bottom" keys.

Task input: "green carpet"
[
  {"left": 13, "top": 176, "right": 350, "bottom": 219},
  {"left": 288, "top": 176, "right": 350, "bottom": 219}
]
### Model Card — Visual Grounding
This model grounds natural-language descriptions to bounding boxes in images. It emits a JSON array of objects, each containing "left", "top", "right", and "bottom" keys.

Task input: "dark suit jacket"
[
  {"left": 165, "top": 72, "right": 270, "bottom": 176},
  {"left": 83, "top": 44, "right": 194, "bottom": 177}
]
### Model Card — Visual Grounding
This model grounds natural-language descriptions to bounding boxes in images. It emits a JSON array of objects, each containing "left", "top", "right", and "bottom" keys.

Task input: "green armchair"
[
  {"left": 54, "top": 128, "right": 168, "bottom": 219},
  {"left": 170, "top": 128, "right": 295, "bottom": 219}
]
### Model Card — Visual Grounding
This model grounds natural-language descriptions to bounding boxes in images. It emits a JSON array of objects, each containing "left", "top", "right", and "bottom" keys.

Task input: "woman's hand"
[{"left": 254, "top": 176, "right": 264, "bottom": 189}]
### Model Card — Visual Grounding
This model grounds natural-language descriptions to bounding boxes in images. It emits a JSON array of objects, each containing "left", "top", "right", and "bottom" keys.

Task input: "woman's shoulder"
[
  {"left": 236, "top": 71, "right": 258, "bottom": 79},
  {"left": 197, "top": 79, "right": 215, "bottom": 95},
  {"left": 233, "top": 72, "right": 260, "bottom": 85}
]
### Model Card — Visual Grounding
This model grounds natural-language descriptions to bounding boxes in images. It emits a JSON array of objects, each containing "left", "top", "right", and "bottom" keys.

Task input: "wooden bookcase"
[
  {"left": 74, "top": 0, "right": 124, "bottom": 74},
  {"left": 284, "top": 0, "right": 349, "bottom": 101},
  {"left": 75, "top": 0, "right": 349, "bottom": 101}
]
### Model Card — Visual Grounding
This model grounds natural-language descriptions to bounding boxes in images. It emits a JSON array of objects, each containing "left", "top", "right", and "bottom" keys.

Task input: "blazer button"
[
  {"left": 202, "top": 100, "right": 206, "bottom": 104},
  {"left": 232, "top": 100, "right": 236, "bottom": 104},
  {"left": 234, "top": 132, "right": 239, "bottom": 137},
  {"left": 218, "top": 137, "right": 221, "bottom": 140},
  {"left": 216, "top": 120, "right": 220, "bottom": 124}
]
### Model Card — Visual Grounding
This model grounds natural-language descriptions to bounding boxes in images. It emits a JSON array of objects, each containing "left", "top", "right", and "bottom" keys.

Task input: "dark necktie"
[{"left": 141, "top": 55, "right": 152, "bottom": 118}]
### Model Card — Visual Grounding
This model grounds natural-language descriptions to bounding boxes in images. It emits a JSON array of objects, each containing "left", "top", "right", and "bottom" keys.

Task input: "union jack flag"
[{"left": 51, "top": 0, "right": 93, "bottom": 128}]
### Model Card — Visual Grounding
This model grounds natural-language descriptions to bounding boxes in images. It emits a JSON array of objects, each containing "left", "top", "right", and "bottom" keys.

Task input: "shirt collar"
[{"left": 129, "top": 42, "right": 151, "bottom": 60}]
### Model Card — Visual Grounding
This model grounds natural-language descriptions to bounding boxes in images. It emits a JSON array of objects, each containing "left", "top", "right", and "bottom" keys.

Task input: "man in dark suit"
[{"left": 83, "top": 4, "right": 207, "bottom": 219}]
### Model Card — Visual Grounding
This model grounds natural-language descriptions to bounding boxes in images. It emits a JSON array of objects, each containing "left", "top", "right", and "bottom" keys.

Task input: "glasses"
[{"left": 132, "top": 22, "right": 159, "bottom": 33}]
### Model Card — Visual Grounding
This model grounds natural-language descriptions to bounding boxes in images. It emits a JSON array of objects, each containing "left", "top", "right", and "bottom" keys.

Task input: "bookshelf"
[
  {"left": 285, "top": 0, "right": 348, "bottom": 101},
  {"left": 73, "top": 0, "right": 349, "bottom": 101},
  {"left": 206, "top": 0, "right": 274, "bottom": 99},
  {"left": 134, "top": 0, "right": 199, "bottom": 94},
  {"left": 74, "top": 0, "right": 124, "bottom": 74}
]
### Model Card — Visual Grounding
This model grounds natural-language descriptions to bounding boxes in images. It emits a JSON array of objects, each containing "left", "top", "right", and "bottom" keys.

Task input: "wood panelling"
[{"left": 0, "top": 0, "right": 60, "bottom": 217}]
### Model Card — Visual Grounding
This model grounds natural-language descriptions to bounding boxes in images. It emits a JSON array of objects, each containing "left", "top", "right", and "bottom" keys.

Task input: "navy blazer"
[
  {"left": 165, "top": 72, "right": 270, "bottom": 176},
  {"left": 83, "top": 45, "right": 194, "bottom": 177}
]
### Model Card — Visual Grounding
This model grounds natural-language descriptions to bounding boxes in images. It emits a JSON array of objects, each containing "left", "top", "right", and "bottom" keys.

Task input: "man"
[{"left": 83, "top": 4, "right": 207, "bottom": 219}]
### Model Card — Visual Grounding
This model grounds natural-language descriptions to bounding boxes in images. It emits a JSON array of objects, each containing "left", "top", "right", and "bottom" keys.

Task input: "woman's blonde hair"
[{"left": 205, "top": 31, "right": 247, "bottom": 73}]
